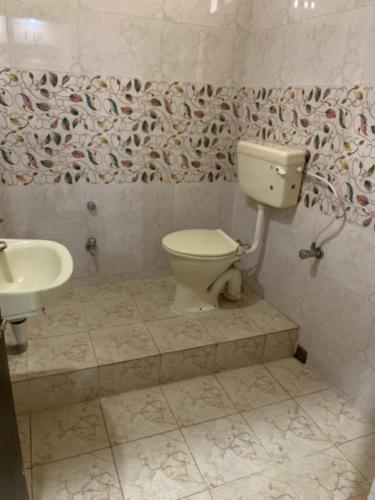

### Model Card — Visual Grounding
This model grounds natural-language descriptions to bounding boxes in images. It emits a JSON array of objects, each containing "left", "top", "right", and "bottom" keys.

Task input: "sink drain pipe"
[{"left": 9, "top": 319, "right": 28, "bottom": 353}]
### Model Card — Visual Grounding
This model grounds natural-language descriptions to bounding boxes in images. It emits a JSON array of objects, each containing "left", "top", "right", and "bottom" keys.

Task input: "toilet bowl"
[{"left": 162, "top": 229, "right": 243, "bottom": 314}]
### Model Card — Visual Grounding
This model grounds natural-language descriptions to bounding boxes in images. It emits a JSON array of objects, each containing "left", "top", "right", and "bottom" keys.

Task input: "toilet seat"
[{"left": 162, "top": 229, "right": 239, "bottom": 258}]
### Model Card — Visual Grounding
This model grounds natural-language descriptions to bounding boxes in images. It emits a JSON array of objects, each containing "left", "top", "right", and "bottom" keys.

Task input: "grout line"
[
  {"left": 97, "top": 399, "right": 126, "bottom": 500},
  {"left": 159, "top": 383, "right": 210, "bottom": 491}
]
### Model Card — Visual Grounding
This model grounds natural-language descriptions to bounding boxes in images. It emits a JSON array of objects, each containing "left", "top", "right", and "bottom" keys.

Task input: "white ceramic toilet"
[{"left": 163, "top": 141, "right": 305, "bottom": 314}]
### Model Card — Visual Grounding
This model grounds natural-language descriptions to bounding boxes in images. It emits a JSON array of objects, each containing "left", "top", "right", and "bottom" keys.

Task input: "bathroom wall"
[
  {"left": 232, "top": 0, "right": 375, "bottom": 420},
  {"left": 0, "top": 0, "right": 252, "bottom": 279}
]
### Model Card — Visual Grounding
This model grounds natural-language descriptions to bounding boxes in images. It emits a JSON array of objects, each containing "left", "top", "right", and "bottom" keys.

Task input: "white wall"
[{"left": 232, "top": 0, "right": 375, "bottom": 421}]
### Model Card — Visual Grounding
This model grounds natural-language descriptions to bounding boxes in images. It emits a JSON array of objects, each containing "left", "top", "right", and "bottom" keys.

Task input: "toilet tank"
[{"left": 237, "top": 141, "right": 305, "bottom": 208}]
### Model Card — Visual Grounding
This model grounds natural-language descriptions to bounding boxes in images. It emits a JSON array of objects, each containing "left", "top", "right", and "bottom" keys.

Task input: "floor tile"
[
  {"left": 25, "top": 468, "right": 32, "bottom": 499},
  {"left": 147, "top": 317, "right": 214, "bottom": 353},
  {"left": 32, "top": 449, "right": 123, "bottom": 500},
  {"left": 28, "top": 300, "right": 87, "bottom": 339},
  {"left": 113, "top": 430, "right": 204, "bottom": 500},
  {"left": 210, "top": 469, "right": 298, "bottom": 499},
  {"left": 13, "top": 367, "right": 98, "bottom": 414},
  {"left": 297, "top": 389, "right": 375, "bottom": 445},
  {"left": 27, "top": 332, "right": 97, "bottom": 378},
  {"left": 282, "top": 448, "right": 370, "bottom": 500},
  {"left": 90, "top": 322, "right": 159, "bottom": 365},
  {"left": 262, "top": 330, "right": 298, "bottom": 362},
  {"left": 183, "top": 414, "right": 273, "bottom": 488},
  {"left": 83, "top": 296, "right": 142, "bottom": 329},
  {"left": 200, "top": 310, "right": 265, "bottom": 342},
  {"left": 17, "top": 414, "right": 31, "bottom": 469},
  {"left": 186, "top": 491, "right": 212, "bottom": 500},
  {"left": 8, "top": 349, "right": 28, "bottom": 382},
  {"left": 243, "top": 399, "right": 333, "bottom": 461},
  {"left": 134, "top": 291, "right": 177, "bottom": 320},
  {"left": 78, "top": 280, "right": 131, "bottom": 302},
  {"left": 162, "top": 375, "right": 236, "bottom": 427},
  {"left": 264, "top": 357, "right": 328, "bottom": 396},
  {"left": 338, "top": 434, "right": 375, "bottom": 482},
  {"left": 100, "top": 386, "right": 177, "bottom": 445},
  {"left": 216, "top": 365, "right": 290, "bottom": 411},
  {"left": 125, "top": 276, "right": 176, "bottom": 296},
  {"left": 160, "top": 345, "right": 215, "bottom": 384},
  {"left": 244, "top": 299, "right": 297, "bottom": 333},
  {"left": 98, "top": 356, "right": 160, "bottom": 397},
  {"left": 31, "top": 400, "right": 109, "bottom": 465},
  {"left": 214, "top": 336, "right": 265, "bottom": 372}
]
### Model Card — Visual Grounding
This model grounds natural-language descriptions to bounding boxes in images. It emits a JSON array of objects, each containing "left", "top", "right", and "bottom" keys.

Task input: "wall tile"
[
  {"left": 182, "top": 0, "right": 253, "bottom": 32},
  {"left": 174, "top": 182, "right": 235, "bottom": 234},
  {"left": 79, "top": 0, "right": 182, "bottom": 21}
]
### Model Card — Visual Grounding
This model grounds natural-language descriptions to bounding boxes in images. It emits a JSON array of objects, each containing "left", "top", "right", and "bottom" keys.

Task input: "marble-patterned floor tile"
[
  {"left": 283, "top": 448, "right": 370, "bottom": 500},
  {"left": 262, "top": 329, "right": 298, "bottom": 362},
  {"left": 8, "top": 350, "right": 28, "bottom": 382},
  {"left": 32, "top": 449, "right": 123, "bottom": 500},
  {"left": 78, "top": 280, "right": 131, "bottom": 302},
  {"left": 134, "top": 291, "right": 178, "bottom": 321},
  {"left": 199, "top": 309, "right": 265, "bottom": 342},
  {"left": 183, "top": 414, "right": 274, "bottom": 488},
  {"left": 338, "top": 434, "right": 375, "bottom": 482},
  {"left": 25, "top": 468, "right": 32, "bottom": 499},
  {"left": 216, "top": 365, "right": 290, "bottom": 411},
  {"left": 264, "top": 357, "right": 328, "bottom": 397},
  {"left": 13, "top": 367, "right": 98, "bottom": 414},
  {"left": 17, "top": 414, "right": 31, "bottom": 469},
  {"left": 27, "top": 332, "right": 97, "bottom": 378},
  {"left": 160, "top": 345, "right": 215, "bottom": 384},
  {"left": 31, "top": 400, "right": 109, "bottom": 465},
  {"left": 147, "top": 317, "right": 214, "bottom": 353},
  {"left": 28, "top": 301, "right": 88, "bottom": 339},
  {"left": 83, "top": 296, "right": 142, "bottom": 329},
  {"left": 243, "top": 399, "right": 333, "bottom": 461},
  {"left": 90, "top": 322, "right": 159, "bottom": 365},
  {"left": 186, "top": 491, "right": 212, "bottom": 500},
  {"left": 297, "top": 389, "right": 375, "bottom": 445},
  {"left": 162, "top": 375, "right": 236, "bottom": 427},
  {"left": 125, "top": 276, "right": 176, "bottom": 296},
  {"left": 100, "top": 386, "right": 177, "bottom": 445},
  {"left": 210, "top": 469, "right": 298, "bottom": 499},
  {"left": 214, "top": 336, "right": 265, "bottom": 372},
  {"left": 98, "top": 356, "right": 160, "bottom": 397},
  {"left": 113, "top": 430, "right": 204, "bottom": 500},
  {"left": 244, "top": 299, "right": 297, "bottom": 333}
]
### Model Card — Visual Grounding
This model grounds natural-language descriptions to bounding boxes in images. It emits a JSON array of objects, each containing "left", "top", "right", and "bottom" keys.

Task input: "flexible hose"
[{"left": 305, "top": 171, "right": 345, "bottom": 248}]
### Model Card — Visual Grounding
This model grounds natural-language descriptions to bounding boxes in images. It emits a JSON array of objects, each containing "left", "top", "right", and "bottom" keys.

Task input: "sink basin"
[{"left": 0, "top": 239, "right": 73, "bottom": 320}]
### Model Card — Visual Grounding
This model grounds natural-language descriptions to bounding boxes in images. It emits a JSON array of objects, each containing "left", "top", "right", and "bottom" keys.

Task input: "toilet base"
[
  {"left": 172, "top": 284, "right": 219, "bottom": 315},
  {"left": 172, "top": 266, "right": 242, "bottom": 315}
]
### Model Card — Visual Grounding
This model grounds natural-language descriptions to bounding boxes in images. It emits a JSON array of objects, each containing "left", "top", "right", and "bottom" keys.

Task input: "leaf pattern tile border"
[{"left": 1, "top": 68, "right": 375, "bottom": 228}]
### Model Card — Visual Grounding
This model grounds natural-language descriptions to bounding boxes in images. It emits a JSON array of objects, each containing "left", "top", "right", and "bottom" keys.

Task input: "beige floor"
[{"left": 20, "top": 357, "right": 375, "bottom": 500}]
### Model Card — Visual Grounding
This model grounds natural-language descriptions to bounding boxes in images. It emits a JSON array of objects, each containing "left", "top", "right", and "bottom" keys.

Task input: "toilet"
[{"left": 163, "top": 141, "right": 305, "bottom": 314}]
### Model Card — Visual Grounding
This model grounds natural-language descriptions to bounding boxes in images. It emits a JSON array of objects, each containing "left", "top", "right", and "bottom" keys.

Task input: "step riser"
[{"left": 12, "top": 328, "right": 298, "bottom": 413}]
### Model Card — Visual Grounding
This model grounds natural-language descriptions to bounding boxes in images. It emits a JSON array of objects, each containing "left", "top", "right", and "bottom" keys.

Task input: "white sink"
[{"left": 0, "top": 239, "right": 73, "bottom": 320}]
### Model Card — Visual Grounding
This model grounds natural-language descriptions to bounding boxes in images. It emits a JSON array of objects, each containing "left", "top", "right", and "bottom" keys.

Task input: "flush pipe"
[{"left": 241, "top": 203, "right": 266, "bottom": 255}]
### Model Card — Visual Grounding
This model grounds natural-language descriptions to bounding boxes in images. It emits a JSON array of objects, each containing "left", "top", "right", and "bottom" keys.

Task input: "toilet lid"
[{"left": 162, "top": 229, "right": 239, "bottom": 257}]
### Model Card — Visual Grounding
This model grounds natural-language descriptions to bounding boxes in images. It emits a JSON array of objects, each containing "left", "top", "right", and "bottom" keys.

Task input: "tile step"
[{"left": 11, "top": 327, "right": 298, "bottom": 414}]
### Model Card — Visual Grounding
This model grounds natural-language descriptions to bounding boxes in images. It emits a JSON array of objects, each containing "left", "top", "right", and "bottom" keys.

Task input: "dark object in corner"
[{"left": 294, "top": 345, "right": 308, "bottom": 364}]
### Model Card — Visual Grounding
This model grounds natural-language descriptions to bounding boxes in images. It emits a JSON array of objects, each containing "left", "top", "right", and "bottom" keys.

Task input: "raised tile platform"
[{"left": 6, "top": 276, "right": 299, "bottom": 413}]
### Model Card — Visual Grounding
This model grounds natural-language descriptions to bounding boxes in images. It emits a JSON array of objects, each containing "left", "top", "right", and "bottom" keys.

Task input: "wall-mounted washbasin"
[{"left": 0, "top": 239, "right": 73, "bottom": 320}]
